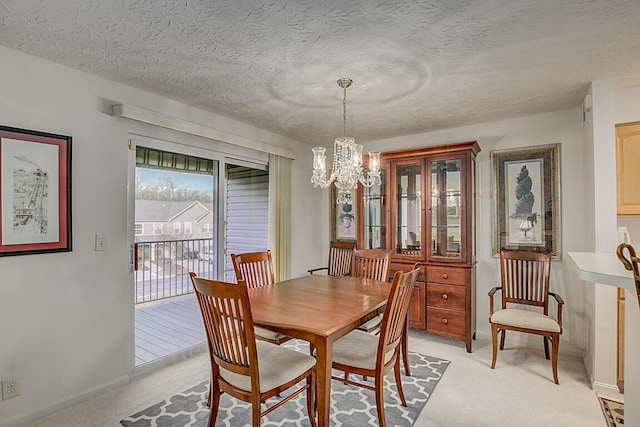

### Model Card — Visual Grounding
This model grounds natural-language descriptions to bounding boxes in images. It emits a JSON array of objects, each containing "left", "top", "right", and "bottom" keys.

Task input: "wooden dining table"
[{"left": 247, "top": 274, "right": 392, "bottom": 427}]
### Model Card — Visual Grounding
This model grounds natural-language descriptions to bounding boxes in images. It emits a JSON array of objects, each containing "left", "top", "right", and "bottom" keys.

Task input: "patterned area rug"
[
  {"left": 599, "top": 396, "right": 624, "bottom": 427},
  {"left": 120, "top": 340, "right": 449, "bottom": 427}
]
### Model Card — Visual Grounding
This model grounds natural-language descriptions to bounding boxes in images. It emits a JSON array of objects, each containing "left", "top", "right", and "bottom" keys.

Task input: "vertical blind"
[{"left": 224, "top": 165, "right": 269, "bottom": 281}]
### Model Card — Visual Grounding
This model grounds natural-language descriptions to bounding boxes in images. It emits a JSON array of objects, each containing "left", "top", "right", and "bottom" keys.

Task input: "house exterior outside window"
[
  {"left": 184, "top": 222, "right": 193, "bottom": 234},
  {"left": 153, "top": 223, "right": 163, "bottom": 235},
  {"left": 173, "top": 222, "right": 181, "bottom": 234},
  {"left": 202, "top": 222, "right": 213, "bottom": 233}
]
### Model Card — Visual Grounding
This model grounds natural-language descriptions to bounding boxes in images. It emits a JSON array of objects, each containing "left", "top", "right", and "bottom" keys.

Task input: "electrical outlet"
[
  {"left": 95, "top": 234, "right": 109, "bottom": 251},
  {"left": 2, "top": 378, "right": 20, "bottom": 400}
]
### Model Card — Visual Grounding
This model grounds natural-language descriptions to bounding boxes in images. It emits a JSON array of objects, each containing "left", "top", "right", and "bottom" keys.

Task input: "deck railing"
[{"left": 134, "top": 238, "right": 215, "bottom": 304}]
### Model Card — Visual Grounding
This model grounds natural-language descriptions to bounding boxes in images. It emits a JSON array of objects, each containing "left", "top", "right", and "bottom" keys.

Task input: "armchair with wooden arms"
[
  {"left": 488, "top": 249, "right": 564, "bottom": 384},
  {"left": 307, "top": 240, "right": 356, "bottom": 276}
]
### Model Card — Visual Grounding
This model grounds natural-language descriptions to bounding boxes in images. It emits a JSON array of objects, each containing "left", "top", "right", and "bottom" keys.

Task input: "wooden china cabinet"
[{"left": 357, "top": 141, "right": 480, "bottom": 352}]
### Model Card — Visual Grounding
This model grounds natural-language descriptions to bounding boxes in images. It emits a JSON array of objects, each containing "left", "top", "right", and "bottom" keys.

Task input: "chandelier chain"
[{"left": 343, "top": 84, "right": 347, "bottom": 136}]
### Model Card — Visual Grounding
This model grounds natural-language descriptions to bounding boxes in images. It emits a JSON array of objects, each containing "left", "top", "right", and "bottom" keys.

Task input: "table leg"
[{"left": 314, "top": 337, "right": 333, "bottom": 427}]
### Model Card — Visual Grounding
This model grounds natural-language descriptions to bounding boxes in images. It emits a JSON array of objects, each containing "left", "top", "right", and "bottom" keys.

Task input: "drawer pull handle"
[
  {"left": 442, "top": 293, "right": 449, "bottom": 300},
  {"left": 442, "top": 273, "right": 448, "bottom": 279},
  {"left": 442, "top": 318, "right": 448, "bottom": 324}
]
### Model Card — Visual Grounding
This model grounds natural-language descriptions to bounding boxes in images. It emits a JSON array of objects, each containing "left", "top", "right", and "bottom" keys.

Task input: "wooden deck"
[{"left": 135, "top": 293, "right": 206, "bottom": 366}]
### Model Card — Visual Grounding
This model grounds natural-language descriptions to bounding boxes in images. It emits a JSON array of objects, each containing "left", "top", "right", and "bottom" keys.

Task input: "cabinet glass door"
[
  {"left": 395, "top": 163, "right": 422, "bottom": 257},
  {"left": 430, "top": 159, "right": 462, "bottom": 259},
  {"left": 363, "top": 168, "right": 386, "bottom": 250}
]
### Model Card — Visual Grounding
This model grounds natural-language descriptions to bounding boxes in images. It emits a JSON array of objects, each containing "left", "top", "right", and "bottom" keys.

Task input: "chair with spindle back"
[
  {"left": 190, "top": 275, "right": 317, "bottom": 427},
  {"left": 352, "top": 250, "right": 412, "bottom": 377},
  {"left": 329, "top": 268, "right": 420, "bottom": 427},
  {"left": 488, "top": 249, "right": 564, "bottom": 384},
  {"left": 231, "top": 250, "right": 292, "bottom": 345},
  {"left": 231, "top": 250, "right": 276, "bottom": 289},
  {"left": 352, "top": 249, "right": 390, "bottom": 281},
  {"left": 307, "top": 240, "right": 357, "bottom": 276},
  {"left": 354, "top": 250, "right": 391, "bottom": 334}
]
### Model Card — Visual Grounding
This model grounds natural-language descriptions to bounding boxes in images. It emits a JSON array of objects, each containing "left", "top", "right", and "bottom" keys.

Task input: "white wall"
[
  {"left": 364, "top": 109, "right": 593, "bottom": 357},
  {"left": 0, "top": 46, "right": 327, "bottom": 425},
  {"left": 585, "top": 81, "right": 619, "bottom": 395}
]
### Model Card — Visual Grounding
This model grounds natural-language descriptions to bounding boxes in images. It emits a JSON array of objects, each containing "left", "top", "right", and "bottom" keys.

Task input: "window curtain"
[{"left": 268, "top": 154, "right": 292, "bottom": 281}]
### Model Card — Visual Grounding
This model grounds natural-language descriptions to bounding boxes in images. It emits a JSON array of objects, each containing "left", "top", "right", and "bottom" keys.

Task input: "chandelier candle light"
[{"left": 311, "top": 78, "right": 382, "bottom": 204}]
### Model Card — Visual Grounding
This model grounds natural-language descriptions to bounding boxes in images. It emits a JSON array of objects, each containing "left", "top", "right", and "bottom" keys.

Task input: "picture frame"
[
  {"left": 330, "top": 186, "right": 357, "bottom": 241},
  {"left": 491, "top": 144, "right": 561, "bottom": 258},
  {"left": 0, "top": 125, "right": 72, "bottom": 256}
]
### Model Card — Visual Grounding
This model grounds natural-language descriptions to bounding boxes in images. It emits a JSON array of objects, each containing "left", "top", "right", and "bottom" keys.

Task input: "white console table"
[{"left": 569, "top": 252, "right": 638, "bottom": 425}]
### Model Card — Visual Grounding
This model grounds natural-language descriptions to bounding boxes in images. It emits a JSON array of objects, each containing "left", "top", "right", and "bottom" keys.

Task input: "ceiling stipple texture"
[{"left": 1, "top": 0, "right": 640, "bottom": 145}]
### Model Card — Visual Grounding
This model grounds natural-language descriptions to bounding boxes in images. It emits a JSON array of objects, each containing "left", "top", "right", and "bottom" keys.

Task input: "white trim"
[
  {"left": 113, "top": 104, "right": 295, "bottom": 160},
  {"left": 0, "top": 375, "right": 130, "bottom": 427},
  {"left": 592, "top": 381, "right": 624, "bottom": 402}
]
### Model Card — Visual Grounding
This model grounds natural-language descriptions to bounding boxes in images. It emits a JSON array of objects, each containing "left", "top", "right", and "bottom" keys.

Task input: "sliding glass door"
[{"left": 130, "top": 144, "right": 270, "bottom": 367}]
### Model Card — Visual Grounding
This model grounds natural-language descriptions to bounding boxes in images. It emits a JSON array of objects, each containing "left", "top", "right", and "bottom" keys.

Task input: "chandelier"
[{"left": 311, "top": 78, "right": 382, "bottom": 204}]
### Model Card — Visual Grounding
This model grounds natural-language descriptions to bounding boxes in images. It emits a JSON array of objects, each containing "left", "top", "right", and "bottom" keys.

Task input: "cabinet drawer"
[
  {"left": 390, "top": 262, "right": 425, "bottom": 282},
  {"left": 427, "top": 266, "right": 467, "bottom": 285},
  {"left": 427, "top": 307, "right": 466, "bottom": 336},
  {"left": 426, "top": 283, "right": 465, "bottom": 310}
]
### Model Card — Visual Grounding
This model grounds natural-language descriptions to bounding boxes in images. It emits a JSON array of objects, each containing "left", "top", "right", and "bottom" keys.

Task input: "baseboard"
[
  {"left": 592, "top": 381, "right": 624, "bottom": 402},
  {"left": 0, "top": 343, "right": 208, "bottom": 427},
  {"left": 0, "top": 375, "right": 129, "bottom": 427}
]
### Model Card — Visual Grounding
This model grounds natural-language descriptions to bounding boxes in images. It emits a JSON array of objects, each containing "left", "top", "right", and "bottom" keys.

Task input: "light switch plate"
[{"left": 95, "top": 234, "right": 109, "bottom": 251}]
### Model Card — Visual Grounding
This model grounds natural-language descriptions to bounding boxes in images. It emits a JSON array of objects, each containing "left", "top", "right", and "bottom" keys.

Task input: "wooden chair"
[
  {"left": 352, "top": 249, "right": 390, "bottom": 281},
  {"left": 231, "top": 250, "right": 276, "bottom": 289},
  {"left": 329, "top": 268, "right": 421, "bottom": 427},
  {"left": 230, "top": 250, "right": 291, "bottom": 345},
  {"left": 488, "top": 249, "right": 564, "bottom": 384},
  {"left": 353, "top": 250, "right": 412, "bottom": 377},
  {"left": 355, "top": 250, "right": 390, "bottom": 333},
  {"left": 617, "top": 242, "right": 640, "bottom": 309},
  {"left": 190, "top": 275, "right": 317, "bottom": 427},
  {"left": 307, "top": 240, "right": 356, "bottom": 276}
]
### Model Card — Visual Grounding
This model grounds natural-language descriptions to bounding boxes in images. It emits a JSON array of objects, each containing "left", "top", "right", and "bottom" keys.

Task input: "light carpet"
[{"left": 120, "top": 340, "right": 449, "bottom": 427}]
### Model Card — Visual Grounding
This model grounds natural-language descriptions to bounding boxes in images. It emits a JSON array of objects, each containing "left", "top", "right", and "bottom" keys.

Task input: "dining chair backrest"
[
  {"left": 191, "top": 275, "right": 259, "bottom": 382},
  {"left": 231, "top": 250, "right": 276, "bottom": 289},
  {"left": 327, "top": 241, "right": 357, "bottom": 276},
  {"left": 352, "top": 249, "right": 390, "bottom": 282},
  {"left": 378, "top": 268, "right": 420, "bottom": 357},
  {"left": 499, "top": 249, "right": 552, "bottom": 313}
]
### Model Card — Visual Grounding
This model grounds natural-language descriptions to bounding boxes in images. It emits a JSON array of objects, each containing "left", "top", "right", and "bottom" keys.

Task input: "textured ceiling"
[{"left": 2, "top": 0, "right": 640, "bottom": 146}]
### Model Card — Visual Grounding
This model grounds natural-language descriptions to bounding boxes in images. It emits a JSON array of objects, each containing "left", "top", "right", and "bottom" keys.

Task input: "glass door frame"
[
  {"left": 389, "top": 157, "right": 427, "bottom": 261},
  {"left": 426, "top": 151, "right": 469, "bottom": 264},
  {"left": 127, "top": 135, "right": 227, "bottom": 373}
]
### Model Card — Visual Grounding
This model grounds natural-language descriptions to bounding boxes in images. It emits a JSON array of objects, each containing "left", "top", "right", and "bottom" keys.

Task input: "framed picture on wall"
[
  {"left": 0, "top": 125, "right": 72, "bottom": 256},
  {"left": 491, "top": 143, "right": 561, "bottom": 258},
  {"left": 330, "top": 186, "right": 357, "bottom": 241}
]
